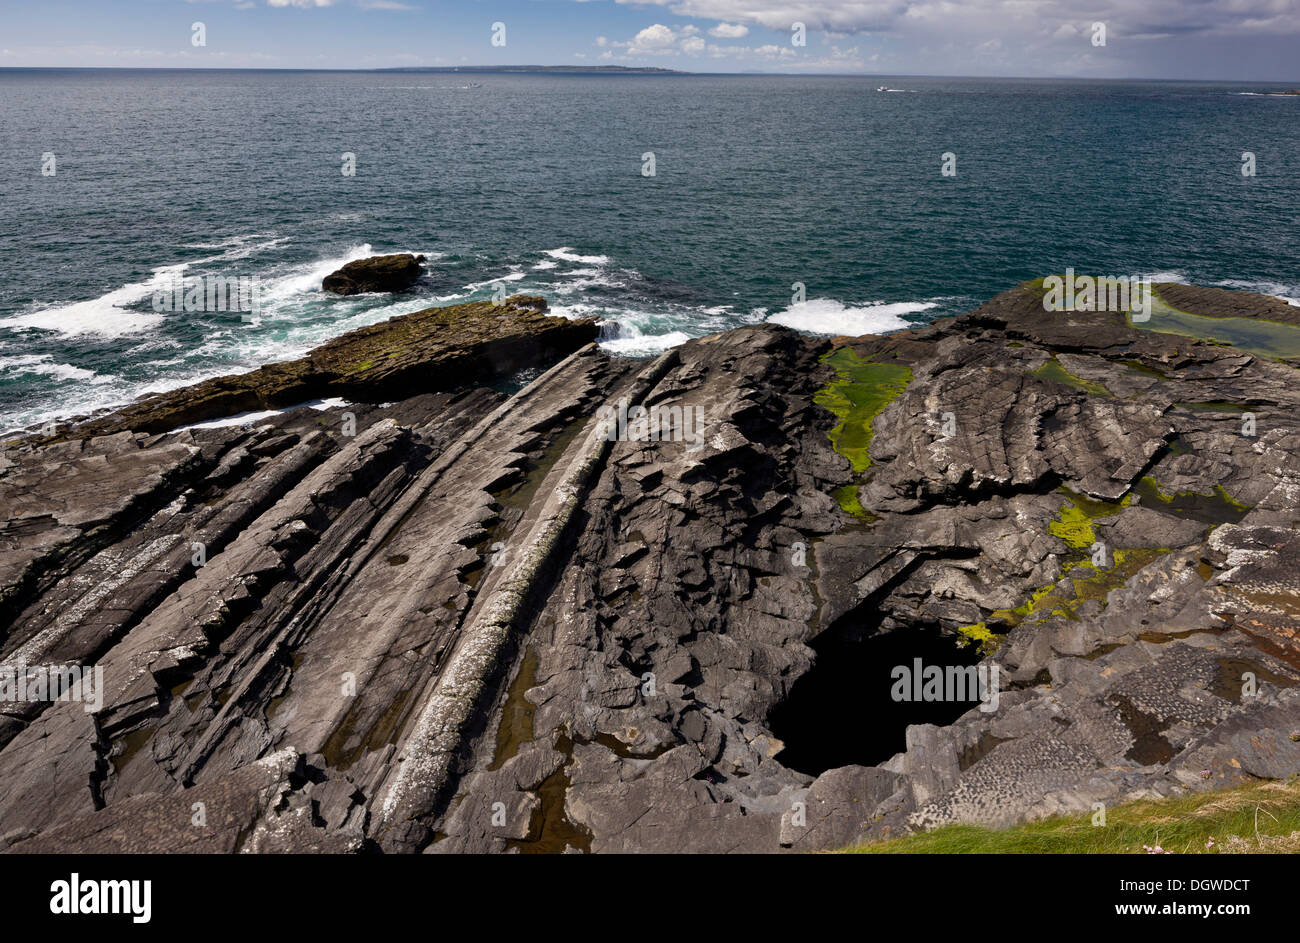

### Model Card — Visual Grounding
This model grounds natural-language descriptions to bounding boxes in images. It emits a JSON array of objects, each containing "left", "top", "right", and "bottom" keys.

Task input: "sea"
[{"left": 2, "top": 68, "right": 1298, "bottom": 432}]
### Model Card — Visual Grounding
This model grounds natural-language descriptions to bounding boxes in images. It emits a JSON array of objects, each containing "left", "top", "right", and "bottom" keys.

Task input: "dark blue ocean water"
[{"left": 2, "top": 69, "right": 1298, "bottom": 431}]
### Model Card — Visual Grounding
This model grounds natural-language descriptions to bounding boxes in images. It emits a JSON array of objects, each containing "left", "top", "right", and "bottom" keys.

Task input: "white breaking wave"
[
  {"left": 256, "top": 243, "right": 379, "bottom": 302},
  {"left": 462, "top": 270, "right": 526, "bottom": 291},
  {"left": 1139, "top": 270, "right": 1189, "bottom": 284},
  {"left": 182, "top": 233, "right": 291, "bottom": 260},
  {"left": 599, "top": 325, "right": 692, "bottom": 356},
  {"left": 544, "top": 247, "right": 612, "bottom": 265},
  {"left": 0, "top": 355, "right": 108, "bottom": 383},
  {"left": 0, "top": 232, "right": 305, "bottom": 338},
  {"left": 0, "top": 264, "right": 187, "bottom": 337},
  {"left": 765, "top": 298, "right": 935, "bottom": 336},
  {"left": 1213, "top": 278, "right": 1300, "bottom": 307}
]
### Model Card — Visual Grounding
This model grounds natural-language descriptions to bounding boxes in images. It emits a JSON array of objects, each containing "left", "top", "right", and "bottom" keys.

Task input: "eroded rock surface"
[{"left": 3, "top": 281, "right": 1299, "bottom": 853}]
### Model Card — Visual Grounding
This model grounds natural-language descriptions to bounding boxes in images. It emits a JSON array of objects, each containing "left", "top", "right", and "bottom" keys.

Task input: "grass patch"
[{"left": 845, "top": 778, "right": 1300, "bottom": 854}]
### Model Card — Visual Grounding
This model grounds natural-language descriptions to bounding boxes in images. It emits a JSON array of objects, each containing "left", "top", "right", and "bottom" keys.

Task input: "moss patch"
[
  {"left": 815, "top": 347, "right": 912, "bottom": 474},
  {"left": 958, "top": 491, "right": 1156, "bottom": 640},
  {"left": 955, "top": 622, "right": 1000, "bottom": 656},
  {"left": 1048, "top": 488, "right": 1133, "bottom": 551}
]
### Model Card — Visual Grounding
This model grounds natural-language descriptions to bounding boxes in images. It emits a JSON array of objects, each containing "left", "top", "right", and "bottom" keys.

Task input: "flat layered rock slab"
[{"left": 53, "top": 296, "right": 599, "bottom": 438}]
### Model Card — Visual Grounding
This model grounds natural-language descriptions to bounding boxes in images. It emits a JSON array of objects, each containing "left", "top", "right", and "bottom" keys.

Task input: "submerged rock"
[
  {"left": 321, "top": 252, "right": 425, "bottom": 295},
  {"left": 3, "top": 279, "right": 1300, "bottom": 854}
]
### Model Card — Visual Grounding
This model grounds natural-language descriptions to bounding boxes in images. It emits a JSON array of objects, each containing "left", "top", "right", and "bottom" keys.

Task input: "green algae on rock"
[
  {"left": 1134, "top": 476, "right": 1251, "bottom": 525},
  {"left": 1049, "top": 488, "right": 1133, "bottom": 551},
  {"left": 955, "top": 621, "right": 1000, "bottom": 656},
  {"left": 1129, "top": 287, "right": 1300, "bottom": 360},
  {"left": 1031, "top": 357, "right": 1111, "bottom": 397},
  {"left": 833, "top": 484, "right": 877, "bottom": 523},
  {"left": 814, "top": 346, "right": 912, "bottom": 475}
]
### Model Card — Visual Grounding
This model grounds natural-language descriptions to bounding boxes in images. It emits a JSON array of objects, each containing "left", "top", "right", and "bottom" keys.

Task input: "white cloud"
[
  {"left": 268, "top": 0, "right": 333, "bottom": 8},
  {"left": 708, "top": 22, "right": 749, "bottom": 38},
  {"left": 631, "top": 24, "right": 679, "bottom": 51},
  {"left": 600, "top": 23, "right": 711, "bottom": 56},
  {"left": 608, "top": 0, "right": 1300, "bottom": 38}
]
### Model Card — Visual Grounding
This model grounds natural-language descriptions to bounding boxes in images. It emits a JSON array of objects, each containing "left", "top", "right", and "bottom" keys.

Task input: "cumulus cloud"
[
  {"left": 267, "top": 0, "right": 333, "bottom": 8},
  {"left": 708, "top": 22, "right": 749, "bottom": 38},
  {"left": 631, "top": 23, "right": 680, "bottom": 51},
  {"left": 600, "top": 22, "right": 710, "bottom": 56}
]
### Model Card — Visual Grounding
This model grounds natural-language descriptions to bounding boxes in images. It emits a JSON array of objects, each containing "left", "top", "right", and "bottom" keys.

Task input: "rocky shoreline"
[{"left": 2, "top": 280, "right": 1299, "bottom": 853}]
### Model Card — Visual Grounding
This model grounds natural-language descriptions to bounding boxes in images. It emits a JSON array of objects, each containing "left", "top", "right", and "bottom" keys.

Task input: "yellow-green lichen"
[
  {"left": 1048, "top": 489, "right": 1133, "bottom": 551},
  {"left": 955, "top": 621, "right": 1001, "bottom": 656},
  {"left": 972, "top": 492, "right": 1159, "bottom": 634}
]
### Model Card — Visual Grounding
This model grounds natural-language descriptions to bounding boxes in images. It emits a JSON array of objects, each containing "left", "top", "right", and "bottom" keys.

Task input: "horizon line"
[{"left": 0, "top": 65, "right": 1296, "bottom": 84}]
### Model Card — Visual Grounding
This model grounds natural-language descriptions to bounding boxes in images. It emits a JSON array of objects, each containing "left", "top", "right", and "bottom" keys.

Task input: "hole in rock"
[{"left": 769, "top": 622, "right": 984, "bottom": 777}]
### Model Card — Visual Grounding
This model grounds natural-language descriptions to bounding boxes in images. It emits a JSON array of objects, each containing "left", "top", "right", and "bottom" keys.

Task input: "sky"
[{"left": 1, "top": 0, "right": 1298, "bottom": 80}]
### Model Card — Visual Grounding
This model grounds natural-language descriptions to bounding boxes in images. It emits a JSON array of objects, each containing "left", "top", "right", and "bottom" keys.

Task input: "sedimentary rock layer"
[
  {"left": 3, "top": 281, "right": 1299, "bottom": 853},
  {"left": 45, "top": 296, "right": 599, "bottom": 439}
]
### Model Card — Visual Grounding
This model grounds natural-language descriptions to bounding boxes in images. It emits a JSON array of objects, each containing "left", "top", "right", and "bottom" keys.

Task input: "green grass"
[
  {"left": 814, "top": 347, "right": 912, "bottom": 474},
  {"left": 845, "top": 778, "right": 1300, "bottom": 854}
]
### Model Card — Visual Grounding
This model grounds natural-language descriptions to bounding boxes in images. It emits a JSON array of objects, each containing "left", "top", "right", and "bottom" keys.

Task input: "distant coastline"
[{"left": 376, "top": 65, "right": 685, "bottom": 74}]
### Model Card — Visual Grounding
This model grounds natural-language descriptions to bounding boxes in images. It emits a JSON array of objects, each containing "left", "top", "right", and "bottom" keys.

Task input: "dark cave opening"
[{"left": 768, "top": 620, "right": 986, "bottom": 777}]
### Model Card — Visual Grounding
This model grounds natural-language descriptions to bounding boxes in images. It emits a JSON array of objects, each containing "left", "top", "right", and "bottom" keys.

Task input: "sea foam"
[{"left": 765, "top": 298, "right": 935, "bottom": 336}]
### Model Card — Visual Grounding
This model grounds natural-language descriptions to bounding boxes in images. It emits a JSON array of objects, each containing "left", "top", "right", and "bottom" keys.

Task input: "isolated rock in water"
[{"left": 322, "top": 252, "right": 426, "bottom": 295}]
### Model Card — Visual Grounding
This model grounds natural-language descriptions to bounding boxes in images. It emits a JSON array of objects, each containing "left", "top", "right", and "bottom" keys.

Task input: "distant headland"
[{"left": 376, "top": 65, "right": 686, "bottom": 74}]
